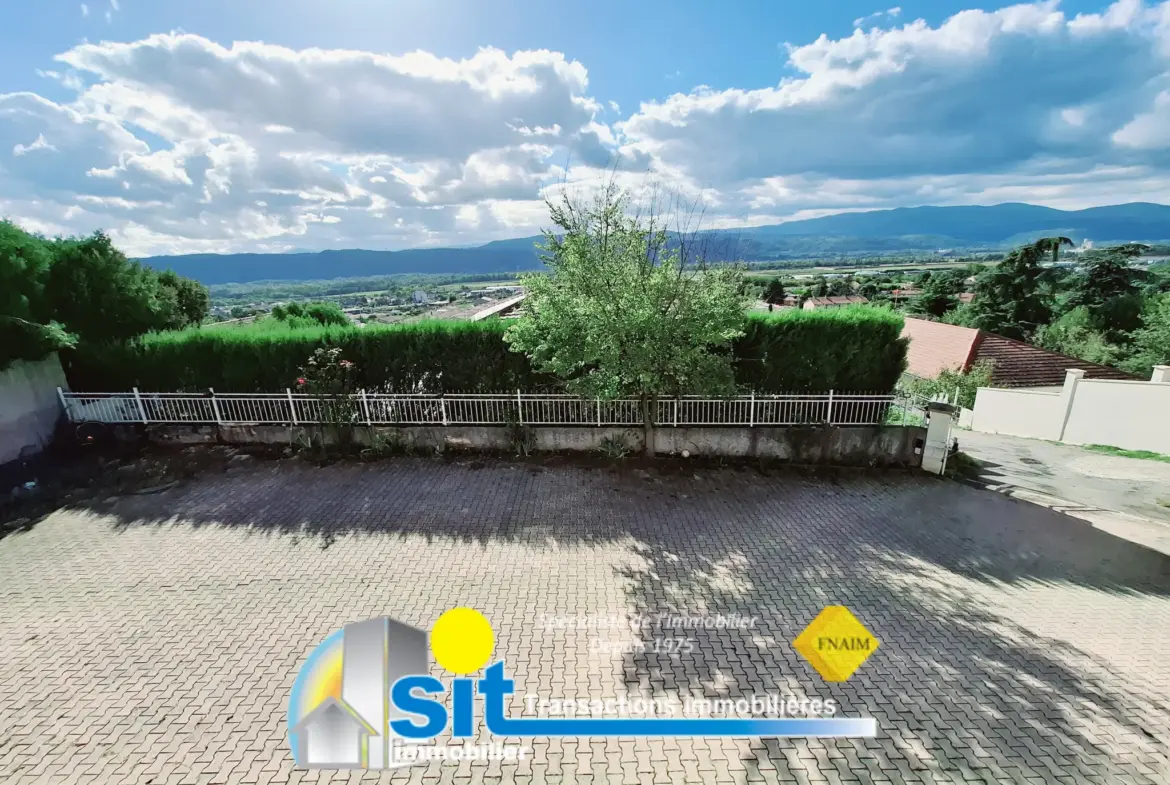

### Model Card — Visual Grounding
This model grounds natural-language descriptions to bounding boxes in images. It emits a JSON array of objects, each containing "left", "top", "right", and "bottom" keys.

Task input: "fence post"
[
  {"left": 749, "top": 392, "right": 755, "bottom": 427},
  {"left": 361, "top": 390, "right": 372, "bottom": 425},
  {"left": 597, "top": 397, "right": 602, "bottom": 427},
  {"left": 827, "top": 389, "right": 835, "bottom": 425},
  {"left": 56, "top": 386, "right": 69, "bottom": 421},
  {"left": 517, "top": 389, "right": 524, "bottom": 426},
  {"left": 674, "top": 398, "right": 679, "bottom": 428},
  {"left": 901, "top": 396, "right": 908, "bottom": 426},
  {"left": 440, "top": 395, "right": 449, "bottom": 426},
  {"left": 133, "top": 387, "right": 148, "bottom": 424},
  {"left": 287, "top": 388, "right": 298, "bottom": 425},
  {"left": 209, "top": 388, "right": 223, "bottom": 425}
]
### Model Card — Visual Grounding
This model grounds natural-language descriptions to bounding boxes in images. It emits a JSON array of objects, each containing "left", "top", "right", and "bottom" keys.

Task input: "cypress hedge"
[
  {"left": 732, "top": 307, "right": 909, "bottom": 393},
  {"left": 64, "top": 307, "right": 907, "bottom": 394}
]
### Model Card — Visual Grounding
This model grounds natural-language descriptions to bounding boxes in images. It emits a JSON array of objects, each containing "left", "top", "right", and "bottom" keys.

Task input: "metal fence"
[{"left": 58, "top": 388, "right": 917, "bottom": 428}]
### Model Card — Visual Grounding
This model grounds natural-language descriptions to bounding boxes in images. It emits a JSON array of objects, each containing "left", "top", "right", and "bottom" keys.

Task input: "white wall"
[
  {"left": 970, "top": 387, "right": 1062, "bottom": 440},
  {"left": 0, "top": 353, "right": 68, "bottom": 466},
  {"left": 1062, "top": 379, "right": 1170, "bottom": 452},
  {"left": 971, "top": 367, "right": 1170, "bottom": 453}
]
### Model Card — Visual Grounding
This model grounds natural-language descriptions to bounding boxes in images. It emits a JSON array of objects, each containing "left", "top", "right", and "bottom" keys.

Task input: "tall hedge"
[
  {"left": 64, "top": 308, "right": 907, "bottom": 394},
  {"left": 64, "top": 320, "right": 554, "bottom": 394},
  {"left": 732, "top": 307, "right": 908, "bottom": 393}
]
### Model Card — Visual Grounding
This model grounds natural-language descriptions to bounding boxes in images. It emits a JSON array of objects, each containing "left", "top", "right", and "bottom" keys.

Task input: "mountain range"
[{"left": 141, "top": 202, "right": 1170, "bottom": 285}]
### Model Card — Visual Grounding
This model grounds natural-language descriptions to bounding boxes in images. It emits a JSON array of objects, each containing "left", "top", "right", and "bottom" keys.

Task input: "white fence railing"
[{"left": 58, "top": 389, "right": 915, "bottom": 428}]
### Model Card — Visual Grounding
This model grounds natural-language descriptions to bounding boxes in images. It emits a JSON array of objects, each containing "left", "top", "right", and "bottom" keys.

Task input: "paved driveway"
[
  {"left": 957, "top": 430, "right": 1170, "bottom": 523},
  {"left": 2, "top": 458, "right": 1169, "bottom": 784}
]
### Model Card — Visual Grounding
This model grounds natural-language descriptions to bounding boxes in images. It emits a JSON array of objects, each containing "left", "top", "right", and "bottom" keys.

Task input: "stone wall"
[{"left": 141, "top": 423, "right": 926, "bottom": 467}]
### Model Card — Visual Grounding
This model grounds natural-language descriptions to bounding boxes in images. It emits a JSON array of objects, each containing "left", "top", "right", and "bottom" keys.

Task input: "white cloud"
[
  {"left": 3, "top": 2, "right": 1170, "bottom": 256},
  {"left": 80, "top": 4, "right": 89, "bottom": 17},
  {"left": 1113, "top": 90, "right": 1170, "bottom": 148},
  {"left": 0, "top": 34, "right": 614, "bottom": 254},
  {"left": 13, "top": 133, "right": 57, "bottom": 156},
  {"left": 617, "top": 0, "right": 1170, "bottom": 227},
  {"left": 853, "top": 7, "right": 903, "bottom": 28}
]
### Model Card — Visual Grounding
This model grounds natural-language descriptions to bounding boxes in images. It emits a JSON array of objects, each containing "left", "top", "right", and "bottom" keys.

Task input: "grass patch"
[{"left": 1083, "top": 444, "right": 1170, "bottom": 464}]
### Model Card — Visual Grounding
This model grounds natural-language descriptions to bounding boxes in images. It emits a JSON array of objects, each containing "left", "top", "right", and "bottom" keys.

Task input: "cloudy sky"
[{"left": 2, "top": 0, "right": 1170, "bottom": 256}]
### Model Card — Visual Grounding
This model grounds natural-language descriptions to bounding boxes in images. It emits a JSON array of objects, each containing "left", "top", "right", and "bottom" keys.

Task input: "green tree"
[
  {"left": 908, "top": 270, "right": 964, "bottom": 318},
  {"left": 272, "top": 301, "right": 349, "bottom": 327},
  {"left": 1035, "top": 307, "right": 1124, "bottom": 367},
  {"left": 505, "top": 184, "right": 748, "bottom": 455},
  {"left": 0, "top": 221, "right": 75, "bottom": 368},
  {"left": 826, "top": 277, "right": 853, "bottom": 297},
  {"left": 967, "top": 237, "right": 1071, "bottom": 340},
  {"left": 1122, "top": 293, "right": 1170, "bottom": 376},
  {"left": 763, "top": 277, "right": 787, "bottom": 305},
  {"left": 43, "top": 231, "right": 170, "bottom": 345},
  {"left": 157, "top": 270, "right": 211, "bottom": 328},
  {"left": 1064, "top": 244, "right": 1148, "bottom": 337}
]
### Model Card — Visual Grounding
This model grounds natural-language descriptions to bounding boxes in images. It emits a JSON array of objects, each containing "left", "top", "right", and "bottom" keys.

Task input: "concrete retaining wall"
[
  {"left": 0, "top": 353, "right": 68, "bottom": 466},
  {"left": 971, "top": 366, "right": 1170, "bottom": 452},
  {"left": 142, "top": 423, "right": 926, "bottom": 467}
]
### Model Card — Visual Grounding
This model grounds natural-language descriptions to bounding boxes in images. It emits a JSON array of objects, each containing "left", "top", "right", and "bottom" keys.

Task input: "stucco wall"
[
  {"left": 1062, "top": 379, "right": 1170, "bottom": 452},
  {"left": 0, "top": 354, "right": 68, "bottom": 466},
  {"left": 143, "top": 423, "right": 927, "bottom": 467},
  {"left": 970, "top": 387, "right": 1063, "bottom": 441}
]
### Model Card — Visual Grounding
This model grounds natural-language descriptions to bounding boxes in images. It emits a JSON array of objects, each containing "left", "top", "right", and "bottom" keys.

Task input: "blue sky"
[{"left": 1, "top": 0, "right": 1169, "bottom": 254}]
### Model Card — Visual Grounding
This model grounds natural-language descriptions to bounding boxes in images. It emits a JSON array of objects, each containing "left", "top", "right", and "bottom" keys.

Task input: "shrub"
[
  {"left": 64, "top": 308, "right": 908, "bottom": 394},
  {"left": 64, "top": 319, "right": 553, "bottom": 393},
  {"left": 732, "top": 307, "right": 908, "bottom": 392}
]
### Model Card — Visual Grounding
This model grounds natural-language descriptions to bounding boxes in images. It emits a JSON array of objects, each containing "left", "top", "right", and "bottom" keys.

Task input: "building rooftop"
[
  {"left": 900, "top": 317, "right": 1137, "bottom": 388},
  {"left": 805, "top": 295, "right": 869, "bottom": 306}
]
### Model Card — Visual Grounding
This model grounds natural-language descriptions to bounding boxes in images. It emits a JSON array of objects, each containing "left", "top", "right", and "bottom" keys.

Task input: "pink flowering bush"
[
  {"left": 295, "top": 349, "right": 362, "bottom": 454},
  {"left": 297, "top": 348, "right": 357, "bottom": 397}
]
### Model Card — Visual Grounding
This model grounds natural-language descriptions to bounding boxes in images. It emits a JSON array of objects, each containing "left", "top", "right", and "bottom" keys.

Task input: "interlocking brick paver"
[{"left": 2, "top": 458, "right": 1169, "bottom": 784}]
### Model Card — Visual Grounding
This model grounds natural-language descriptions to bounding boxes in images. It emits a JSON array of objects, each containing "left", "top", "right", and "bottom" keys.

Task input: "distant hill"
[{"left": 141, "top": 202, "right": 1170, "bottom": 285}]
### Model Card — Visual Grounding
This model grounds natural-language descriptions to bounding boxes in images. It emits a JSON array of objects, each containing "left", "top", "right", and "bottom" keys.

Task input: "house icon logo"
[
  {"left": 288, "top": 606, "right": 879, "bottom": 767},
  {"left": 287, "top": 616, "right": 429, "bottom": 769}
]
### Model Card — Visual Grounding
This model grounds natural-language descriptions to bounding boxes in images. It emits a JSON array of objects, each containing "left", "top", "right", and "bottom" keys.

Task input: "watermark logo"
[
  {"left": 288, "top": 606, "right": 878, "bottom": 770},
  {"left": 793, "top": 606, "right": 880, "bottom": 682},
  {"left": 287, "top": 609, "right": 506, "bottom": 770}
]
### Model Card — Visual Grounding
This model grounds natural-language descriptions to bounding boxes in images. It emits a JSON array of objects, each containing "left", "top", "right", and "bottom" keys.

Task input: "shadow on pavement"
[{"left": 14, "top": 456, "right": 1170, "bottom": 782}]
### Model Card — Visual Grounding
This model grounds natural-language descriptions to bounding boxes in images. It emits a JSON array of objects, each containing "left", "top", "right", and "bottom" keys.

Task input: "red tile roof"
[
  {"left": 900, "top": 317, "right": 1138, "bottom": 387},
  {"left": 970, "top": 333, "right": 1136, "bottom": 387},
  {"left": 900, "top": 319, "right": 982, "bottom": 379},
  {"left": 805, "top": 296, "right": 869, "bottom": 307}
]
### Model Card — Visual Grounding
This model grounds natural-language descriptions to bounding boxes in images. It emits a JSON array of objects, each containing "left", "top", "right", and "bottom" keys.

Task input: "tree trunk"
[{"left": 642, "top": 395, "right": 656, "bottom": 457}]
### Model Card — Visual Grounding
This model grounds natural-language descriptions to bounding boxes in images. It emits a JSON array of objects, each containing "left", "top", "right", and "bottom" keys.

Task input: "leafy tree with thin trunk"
[
  {"left": 763, "top": 277, "right": 786, "bottom": 305},
  {"left": 907, "top": 269, "right": 963, "bottom": 318},
  {"left": 0, "top": 221, "right": 76, "bottom": 369},
  {"left": 505, "top": 183, "right": 748, "bottom": 456},
  {"left": 967, "top": 237, "right": 1072, "bottom": 340}
]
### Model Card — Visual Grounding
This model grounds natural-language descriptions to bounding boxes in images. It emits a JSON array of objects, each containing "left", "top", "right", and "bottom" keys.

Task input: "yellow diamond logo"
[{"left": 793, "top": 606, "right": 879, "bottom": 682}]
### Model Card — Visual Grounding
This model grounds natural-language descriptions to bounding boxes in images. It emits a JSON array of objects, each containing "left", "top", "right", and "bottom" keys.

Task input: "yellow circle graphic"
[{"left": 430, "top": 607, "right": 494, "bottom": 674}]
